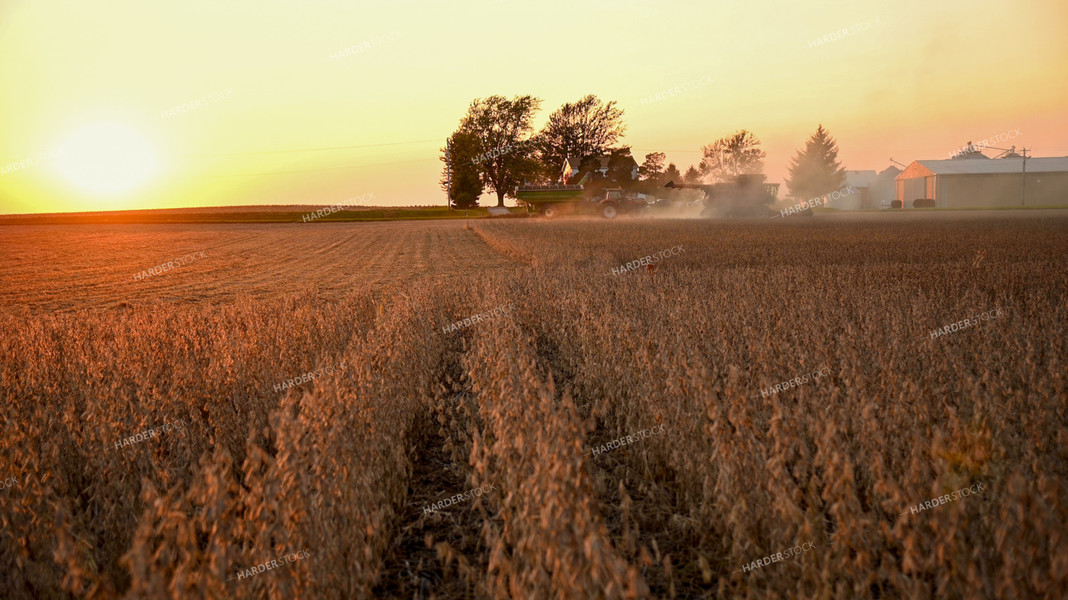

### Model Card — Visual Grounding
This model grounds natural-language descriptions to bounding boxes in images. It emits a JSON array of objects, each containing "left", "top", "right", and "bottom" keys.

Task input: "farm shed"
[
  {"left": 831, "top": 170, "right": 877, "bottom": 210},
  {"left": 895, "top": 157, "right": 1068, "bottom": 208}
]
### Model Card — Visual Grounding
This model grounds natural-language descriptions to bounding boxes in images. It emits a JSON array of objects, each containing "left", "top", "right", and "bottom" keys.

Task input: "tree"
[
  {"left": 699, "top": 130, "right": 766, "bottom": 182},
  {"left": 534, "top": 95, "right": 626, "bottom": 179},
  {"left": 683, "top": 165, "right": 702, "bottom": 185},
  {"left": 450, "top": 170, "right": 482, "bottom": 209},
  {"left": 440, "top": 130, "right": 483, "bottom": 209},
  {"left": 458, "top": 95, "right": 541, "bottom": 207},
  {"left": 578, "top": 147, "right": 642, "bottom": 197},
  {"left": 639, "top": 152, "right": 666, "bottom": 181},
  {"left": 663, "top": 162, "right": 682, "bottom": 184},
  {"left": 785, "top": 124, "right": 845, "bottom": 200}
]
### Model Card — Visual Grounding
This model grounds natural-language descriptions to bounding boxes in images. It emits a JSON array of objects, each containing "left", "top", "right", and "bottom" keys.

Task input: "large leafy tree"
[
  {"left": 699, "top": 130, "right": 766, "bottom": 181},
  {"left": 534, "top": 95, "right": 626, "bottom": 180},
  {"left": 458, "top": 95, "right": 541, "bottom": 206},
  {"left": 440, "top": 130, "right": 483, "bottom": 209},
  {"left": 785, "top": 124, "right": 846, "bottom": 200}
]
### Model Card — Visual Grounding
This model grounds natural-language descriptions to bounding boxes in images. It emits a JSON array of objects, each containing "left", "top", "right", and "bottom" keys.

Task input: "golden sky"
[{"left": 1, "top": 0, "right": 1066, "bottom": 214}]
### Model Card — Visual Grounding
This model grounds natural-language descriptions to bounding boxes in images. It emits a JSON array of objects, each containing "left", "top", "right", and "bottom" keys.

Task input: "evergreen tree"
[
  {"left": 683, "top": 165, "right": 702, "bottom": 184},
  {"left": 639, "top": 152, "right": 666, "bottom": 181},
  {"left": 786, "top": 124, "right": 846, "bottom": 200},
  {"left": 663, "top": 162, "right": 682, "bottom": 184}
]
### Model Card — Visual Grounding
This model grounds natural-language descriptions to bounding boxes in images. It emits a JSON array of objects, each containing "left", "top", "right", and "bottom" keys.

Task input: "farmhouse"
[
  {"left": 562, "top": 154, "right": 639, "bottom": 184},
  {"left": 562, "top": 156, "right": 583, "bottom": 183},
  {"left": 894, "top": 156, "right": 1068, "bottom": 208}
]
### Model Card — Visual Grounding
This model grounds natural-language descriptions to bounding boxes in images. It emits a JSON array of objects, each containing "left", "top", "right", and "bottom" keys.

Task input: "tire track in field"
[
  {"left": 523, "top": 298, "right": 702, "bottom": 598},
  {"left": 373, "top": 334, "right": 492, "bottom": 599}
]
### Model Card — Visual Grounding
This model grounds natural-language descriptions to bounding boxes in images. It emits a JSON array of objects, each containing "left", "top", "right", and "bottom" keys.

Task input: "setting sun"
[{"left": 54, "top": 122, "right": 157, "bottom": 195}]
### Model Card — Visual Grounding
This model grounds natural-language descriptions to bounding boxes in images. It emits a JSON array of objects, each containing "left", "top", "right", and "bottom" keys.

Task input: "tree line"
[{"left": 441, "top": 94, "right": 847, "bottom": 208}]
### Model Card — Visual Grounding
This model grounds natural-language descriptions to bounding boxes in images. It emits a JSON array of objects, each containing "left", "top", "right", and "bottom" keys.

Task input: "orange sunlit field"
[
  {"left": 3, "top": 0, "right": 1068, "bottom": 597},
  {"left": 1, "top": 213, "right": 1065, "bottom": 599}
]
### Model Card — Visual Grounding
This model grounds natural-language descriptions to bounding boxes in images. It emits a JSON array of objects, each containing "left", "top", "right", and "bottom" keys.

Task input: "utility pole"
[{"left": 1021, "top": 147, "right": 1029, "bottom": 206}]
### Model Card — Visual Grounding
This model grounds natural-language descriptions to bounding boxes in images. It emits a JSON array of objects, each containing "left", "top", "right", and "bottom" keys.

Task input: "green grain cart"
[{"left": 515, "top": 184, "right": 648, "bottom": 219}]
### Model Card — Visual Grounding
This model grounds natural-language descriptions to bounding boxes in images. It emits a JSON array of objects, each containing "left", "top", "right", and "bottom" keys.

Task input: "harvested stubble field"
[{"left": 0, "top": 212, "right": 1066, "bottom": 599}]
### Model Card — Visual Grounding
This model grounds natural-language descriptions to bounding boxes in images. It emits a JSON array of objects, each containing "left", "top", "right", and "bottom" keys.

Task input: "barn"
[{"left": 894, "top": 157, "right": 1068, "bottom": 208}]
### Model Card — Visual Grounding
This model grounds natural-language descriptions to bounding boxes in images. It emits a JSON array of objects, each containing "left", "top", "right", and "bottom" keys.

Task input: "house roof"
[
  {"left": 597, "top": 154, "right": 638, "bottom": 169},
  {"left": 562, "top": 156, "right": 582, "bottom": 181},
  {"left": 844, "top": 170, "right": 878, "bottom": 187},
  {"left": 872, "top": 166, "right": 900, "bottom": 184},
  {"left": 901, "top": 157, "right": 1068, "bottom": 177}
]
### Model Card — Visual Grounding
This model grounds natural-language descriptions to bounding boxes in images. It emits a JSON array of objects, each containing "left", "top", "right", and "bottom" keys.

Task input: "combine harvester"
[
  {"left": 515, "top": 183, "right": 649, "bottom": 219},
  {"left": 664, "top": 174, "right": 783, "bottom": 217}
]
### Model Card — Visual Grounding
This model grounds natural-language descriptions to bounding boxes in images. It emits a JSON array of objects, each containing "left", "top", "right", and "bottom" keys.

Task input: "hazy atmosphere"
[
  {"left": 1, "top": 0, "right": 1066, "bottom": 213},
  {"left": 2, "top": 2, "right": 1066, "bottom": 600}
]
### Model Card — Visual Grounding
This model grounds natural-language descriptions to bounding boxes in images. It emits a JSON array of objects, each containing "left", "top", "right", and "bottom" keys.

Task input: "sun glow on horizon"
[
  {"left": 0, "top": 0, "right": 1065, "bottom": 214},
  {"left": 54, "top": 122, "right": 158, "bottom": 196}
]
